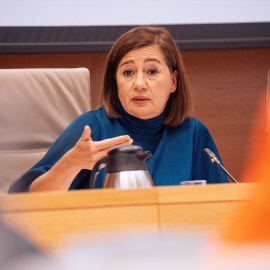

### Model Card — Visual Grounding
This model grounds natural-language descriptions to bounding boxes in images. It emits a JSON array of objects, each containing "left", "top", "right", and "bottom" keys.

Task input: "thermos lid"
[{"left": 106, "top": 145, "right": 151, "bottom": 173}]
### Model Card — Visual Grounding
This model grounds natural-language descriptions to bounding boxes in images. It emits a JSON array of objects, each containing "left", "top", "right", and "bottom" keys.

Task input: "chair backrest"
[{"left": 0, "top": 68, "right": 91, "bottom": 193}]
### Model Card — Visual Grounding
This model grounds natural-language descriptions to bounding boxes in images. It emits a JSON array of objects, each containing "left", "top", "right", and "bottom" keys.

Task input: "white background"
[{"left": 0, "top": 0, "right": 269, "bottom": 26}]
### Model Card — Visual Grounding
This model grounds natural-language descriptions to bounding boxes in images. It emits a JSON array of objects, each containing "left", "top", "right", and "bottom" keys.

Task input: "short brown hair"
[{"left": 98, "top": 25, "right": 192, "bottom": 127}]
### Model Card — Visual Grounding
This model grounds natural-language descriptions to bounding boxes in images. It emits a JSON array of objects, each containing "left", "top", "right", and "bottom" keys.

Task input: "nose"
[{"left": 133, "top": 72, "right": 147, "bottom": 91}]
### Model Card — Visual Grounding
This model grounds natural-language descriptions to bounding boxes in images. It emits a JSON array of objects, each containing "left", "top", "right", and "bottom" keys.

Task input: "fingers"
[
  {"left": 78, "top": 125, "right": 133, "bottom": 153},
  {"left": 79, "top": 126, "right": 92, "bottom": 142},
  {"left": 98, "top": 135, "right": 133, "bottom": 151}
]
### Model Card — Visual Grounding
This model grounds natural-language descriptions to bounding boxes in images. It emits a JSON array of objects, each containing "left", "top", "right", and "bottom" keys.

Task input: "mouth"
[{"left": 132, "top": 96, "right": 150, "bottom": 101}]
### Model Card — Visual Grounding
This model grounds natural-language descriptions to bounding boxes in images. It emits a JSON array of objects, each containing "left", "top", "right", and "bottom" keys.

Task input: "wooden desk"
[{"left": 0, "top": 183, "right": 255, "bottom": 251}]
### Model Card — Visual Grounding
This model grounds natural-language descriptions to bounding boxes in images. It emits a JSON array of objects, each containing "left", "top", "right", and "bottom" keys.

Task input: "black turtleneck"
[{"left": 118, "top": 102, "right": 165, "bottom": 154}]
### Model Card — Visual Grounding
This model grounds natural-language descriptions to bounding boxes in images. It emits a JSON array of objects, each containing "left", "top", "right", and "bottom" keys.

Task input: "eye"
[
  {"left": 123, "top": 70, "right": 133, "bottom": 76},
  {"left": 147, "top": 68, "right": 158, "bottom": 75}
]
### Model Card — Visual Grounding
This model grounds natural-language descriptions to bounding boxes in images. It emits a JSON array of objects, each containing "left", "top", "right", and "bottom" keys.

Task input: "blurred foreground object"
[
  {"left": 223, "top": 71, "right": 270, "bottom": 242},
  {"left": 0, "top": 214, "right": 46, "bottom": 269}
]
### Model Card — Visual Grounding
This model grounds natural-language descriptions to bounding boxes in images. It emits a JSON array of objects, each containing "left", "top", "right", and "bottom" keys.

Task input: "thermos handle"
[{"left": 89, "top": 157, "right": 107, "bottom": 189}]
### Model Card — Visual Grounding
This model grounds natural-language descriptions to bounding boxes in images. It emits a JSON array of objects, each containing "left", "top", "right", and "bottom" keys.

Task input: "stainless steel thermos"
[{"left": 89, "top": 145, "right": 153, "bottom": 189}]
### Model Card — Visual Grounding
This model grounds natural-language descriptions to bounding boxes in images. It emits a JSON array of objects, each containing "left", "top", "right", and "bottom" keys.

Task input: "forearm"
[
  {"left": 29, "top": 127, "right": 132, "bottom": 192},
  {"left": 29, "top": 150, "right": 81, "bottom": 192}
]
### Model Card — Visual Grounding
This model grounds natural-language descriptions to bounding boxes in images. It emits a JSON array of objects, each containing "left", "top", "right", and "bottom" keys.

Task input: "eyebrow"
[{"left": 119, "top": 58, "right": 161, "bottom": 68}]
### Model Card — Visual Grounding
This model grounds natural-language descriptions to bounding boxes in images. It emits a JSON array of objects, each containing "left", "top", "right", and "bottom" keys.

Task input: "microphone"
[{"left": 203, "top": 148, "right": 238, "bottom": 184}]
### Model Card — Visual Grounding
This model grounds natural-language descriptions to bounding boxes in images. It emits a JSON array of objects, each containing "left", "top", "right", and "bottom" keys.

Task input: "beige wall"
[{"left": 1, "top": 48, "right": 269, "bottom": 182}]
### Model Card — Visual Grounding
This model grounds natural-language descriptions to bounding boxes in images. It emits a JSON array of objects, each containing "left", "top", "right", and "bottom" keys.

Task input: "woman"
[{"left": 9, "top": 26, "right": 228, "bottom": 193}]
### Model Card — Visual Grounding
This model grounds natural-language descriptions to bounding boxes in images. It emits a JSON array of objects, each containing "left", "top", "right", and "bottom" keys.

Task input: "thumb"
[{"left": 79, "top": 125, "right": 92, "bottom": 141}]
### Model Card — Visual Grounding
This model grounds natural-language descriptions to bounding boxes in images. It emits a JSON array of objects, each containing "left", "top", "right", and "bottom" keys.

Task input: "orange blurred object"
[{"left": 223, "top": 72, "right": 270, "bottom": 243}]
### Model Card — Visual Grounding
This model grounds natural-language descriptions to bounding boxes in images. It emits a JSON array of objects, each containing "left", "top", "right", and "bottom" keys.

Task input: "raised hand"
[
  {"left": 69, "top": 126, "right": 133, "bottom": 170},
  {"left": 29, "top": 125, "right": 133, "bottom": 192}
]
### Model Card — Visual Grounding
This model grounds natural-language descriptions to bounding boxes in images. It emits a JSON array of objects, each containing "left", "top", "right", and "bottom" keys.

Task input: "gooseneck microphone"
[{"left": 203, "top": 148, "right": 238, "bottom": 184}]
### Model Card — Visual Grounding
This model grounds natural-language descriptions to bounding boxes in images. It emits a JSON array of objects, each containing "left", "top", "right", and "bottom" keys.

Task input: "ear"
[{"left": 170, "top": 70, "right": 178, "bottom": 93}]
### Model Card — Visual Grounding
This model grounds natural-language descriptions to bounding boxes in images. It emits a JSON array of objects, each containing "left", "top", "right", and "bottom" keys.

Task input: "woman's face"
[{"left": 116, "top": 45, "right": 177, "bottom": 119}]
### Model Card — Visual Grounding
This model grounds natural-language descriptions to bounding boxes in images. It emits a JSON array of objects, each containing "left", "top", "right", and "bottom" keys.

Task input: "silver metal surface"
[{"left": 103, "top": 170, "right": 153, "bottom": 189}]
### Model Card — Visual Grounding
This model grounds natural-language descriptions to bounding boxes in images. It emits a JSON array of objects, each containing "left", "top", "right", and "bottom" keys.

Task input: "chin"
[
  {"left": 134, "top": 113, "right": 156, "bottom": 120},
  {"left": 129, "top": 108, "right": 158, "bottom": 119}
]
